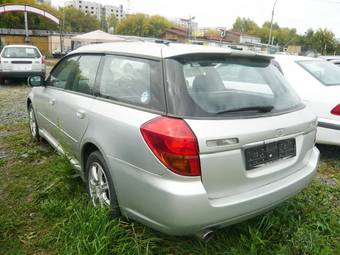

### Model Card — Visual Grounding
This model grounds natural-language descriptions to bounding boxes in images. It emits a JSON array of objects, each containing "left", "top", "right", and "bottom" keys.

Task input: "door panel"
[
  {"left": 33, "top": 86, "right": 58, "bottom": 136},
  {"left": 54, "top": 55, "right": 101, "bottom": 159}
]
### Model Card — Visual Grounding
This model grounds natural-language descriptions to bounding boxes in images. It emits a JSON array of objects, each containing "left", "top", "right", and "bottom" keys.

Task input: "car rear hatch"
[
  {"left": 1, "top": 47, "right": 42, "bottom": 72},
  {"left": 185, "top": 108, "right": 316, "bottom": 198},
  {"left": 164, "top": 52, "right": 317, "bottom": 199}
]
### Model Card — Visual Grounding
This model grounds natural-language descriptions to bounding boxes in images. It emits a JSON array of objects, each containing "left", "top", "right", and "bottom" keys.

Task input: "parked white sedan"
[
  {"left": 274, "top": 55, "right": 340, "bottom": 146},
  {"left": 0, "top": 45, "right": 46, "bottom": 84}
]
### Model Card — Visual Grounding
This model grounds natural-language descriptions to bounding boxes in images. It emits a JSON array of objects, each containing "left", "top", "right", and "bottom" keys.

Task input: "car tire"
[
  {"left": 28, "top": 104, "right": 40, "bottom": 141},
  {"left": 0, "top": 77, "right": 5, "bottom": 85},
  {"left": 86, "top": 151, "right": 120, "bottom": 217}
]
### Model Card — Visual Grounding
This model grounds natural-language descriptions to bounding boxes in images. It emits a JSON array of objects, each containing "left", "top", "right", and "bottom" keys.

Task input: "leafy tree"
[
  {"left": 232, "top": 17, "right": 259, "bottom": 35},
  {"left": 116, "top": 13, "right": 150, "bottom": 37},
  {"left": 100, "top": 16, "right": 108, "bottom": 32},
  {"left": 107, "top": 15, "right": 118, "bottom": 33},
  {"left": 336, "top": 43, "right": 340, "bottom": 55},
  {"left": 313, "top": 28, "right": 337, "bottom": 55},
  {"left": 115, "top": 13, "right": 171, "bottom": 38},
  {"left": 61, "top": 7, "right": 100, "bottom": 33},
  {"left": 148, "top": 15, "right": 172, "bottom": 38}
]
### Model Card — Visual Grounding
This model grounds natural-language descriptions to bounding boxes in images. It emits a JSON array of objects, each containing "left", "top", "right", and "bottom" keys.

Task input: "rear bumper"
[
  {"left": 0, "top": 71, "right": 45, "bottom": 79},
  {"left": 317, "top": 119, "right": 340, "bottom": 145},
  {"left": 108, "top": 146, "right": 319, "bottom": 235}
]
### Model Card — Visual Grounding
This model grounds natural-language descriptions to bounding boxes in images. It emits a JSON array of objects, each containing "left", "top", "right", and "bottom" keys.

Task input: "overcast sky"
[{"left": 52, "top": 0, "right": 340, "bottom": 37}]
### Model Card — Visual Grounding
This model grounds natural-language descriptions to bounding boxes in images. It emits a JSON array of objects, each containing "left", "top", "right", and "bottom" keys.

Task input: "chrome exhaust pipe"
[{"left": 196, "top": 229, "right": 215, "bottom": 242}]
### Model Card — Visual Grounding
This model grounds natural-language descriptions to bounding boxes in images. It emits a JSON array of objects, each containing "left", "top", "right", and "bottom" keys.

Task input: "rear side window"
[
  {"left": 165, "top": 55, "right": 302, "bottom": 118},
  {"left": 68, "top": 55, "right": 101, "bottom": 95},
  {"left": 98, "top": 55, "right": 165, "bottom": 112},
  {"left": 297, "top": 60, "right": 340, "bottom": 86},
  {"left": 2, "top": 47, "right": 41, "bottom": 58},
  {"left": 49, "top": 56, "right": 80, "bottom": 89}
]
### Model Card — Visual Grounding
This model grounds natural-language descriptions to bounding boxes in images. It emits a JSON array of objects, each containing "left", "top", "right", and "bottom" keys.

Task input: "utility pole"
[
  {"left": 187, "top": 16, "right": 195, "bottom": 42},
  {"left": 24, "top": 10, "right": 29, "bottom": 43},
  {"left": 268, "top": 0, "right": 278, "bottom": 51}
]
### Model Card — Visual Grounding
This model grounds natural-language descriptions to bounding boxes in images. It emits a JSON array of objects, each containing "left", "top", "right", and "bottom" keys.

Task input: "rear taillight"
[
  {"left": 41, "top": 57, "right": 46, "bottom": 64},
  {"left": 140, "top": 116, "right": 201, "bottom": 176},
  {"left": 331, "top": 104, "right": 340, "bottom": 116}
]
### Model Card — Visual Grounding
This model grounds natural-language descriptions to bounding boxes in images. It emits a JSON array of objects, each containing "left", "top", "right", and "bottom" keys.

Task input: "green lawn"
[{"left": 0, "top": 122, "right": 339, "bottom": 255}]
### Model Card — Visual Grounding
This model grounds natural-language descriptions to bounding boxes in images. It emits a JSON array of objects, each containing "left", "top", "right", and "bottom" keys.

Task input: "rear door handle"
[
  {"left": 49, "top": 99, "right": 56, "bottom": 105},
  {"left": 76, "top": 110, "right": 86, "bottom": 119}
]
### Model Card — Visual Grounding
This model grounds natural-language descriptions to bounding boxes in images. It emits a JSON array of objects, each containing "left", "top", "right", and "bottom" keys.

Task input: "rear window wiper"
[{"left": 216, "top": 106, "right": 274, "bottom": 115}]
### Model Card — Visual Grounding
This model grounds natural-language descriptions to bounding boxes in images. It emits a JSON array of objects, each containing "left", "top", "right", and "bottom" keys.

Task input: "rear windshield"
[
  {"left": 165, "top": 55, "right": 302, "bottom": 118},
  {"left": 2, "top": 47, "right": 41, "bottom": 58},
  {"left": 297, "top": 60, "right": 340, "bottom": 86}
]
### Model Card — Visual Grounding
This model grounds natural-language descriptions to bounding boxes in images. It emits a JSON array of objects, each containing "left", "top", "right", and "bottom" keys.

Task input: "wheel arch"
[{"left": 81, "top": 141, "right": 102, "bottom": 177}]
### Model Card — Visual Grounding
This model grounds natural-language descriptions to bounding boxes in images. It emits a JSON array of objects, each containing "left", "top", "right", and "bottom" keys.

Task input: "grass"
[{"left": 0, "top": 122, "right": 339, "bottom": 255}]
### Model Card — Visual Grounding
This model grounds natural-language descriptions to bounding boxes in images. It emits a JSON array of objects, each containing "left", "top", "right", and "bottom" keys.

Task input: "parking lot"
[{"left": 0, "top": 75, "right": 339, "bottom": 254}]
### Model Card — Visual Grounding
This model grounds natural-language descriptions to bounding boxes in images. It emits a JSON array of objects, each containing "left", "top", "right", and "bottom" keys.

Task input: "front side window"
[
  {"left": 165, "top": 55, "right": 302, "bottom": 118},
  {"left": 297, "top": 60, "right": 340, "bottom": 86},
  {"left": 98, "top": 55, "right": 165, "bottom": 111},
  {"left": 48, "top": 56, "right": 79, "bottom": 89},
  {"left": 2, "top": 47, "right": 40, "bottom": 58},
  {"left": 68, "top": 55, "right": 101, "bottom": 94}
]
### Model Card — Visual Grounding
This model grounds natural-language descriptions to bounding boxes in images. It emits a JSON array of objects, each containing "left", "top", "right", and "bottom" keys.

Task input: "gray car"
[{"left": 27, "top": 42, "right": 319, "bottom": 237}]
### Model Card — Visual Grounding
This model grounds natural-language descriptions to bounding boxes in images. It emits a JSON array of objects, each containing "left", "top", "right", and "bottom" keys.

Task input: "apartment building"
[{"left": 65, "top": 0, "right": 125, "bottom": 20}]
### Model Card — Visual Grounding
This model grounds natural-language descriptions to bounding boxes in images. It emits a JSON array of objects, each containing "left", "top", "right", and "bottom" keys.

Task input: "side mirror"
[{"left": 28, "top": 75, "right": 44, "bottom": 87}]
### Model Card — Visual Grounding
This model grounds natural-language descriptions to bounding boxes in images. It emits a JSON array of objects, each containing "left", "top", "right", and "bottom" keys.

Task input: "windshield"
[
  {"left": 297, "top": 60, "right": 340, "bottom": 86},
  {"left": 2, "top": 47, "right": 41, "bottom": 59},
  {"left": 165, "top": 55, "right": 302, "bottom": 118}
]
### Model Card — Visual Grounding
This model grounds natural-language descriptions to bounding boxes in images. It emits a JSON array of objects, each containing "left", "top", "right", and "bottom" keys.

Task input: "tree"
[
  {"left": 116, "top": 13, "right": 150, "bottom": 37},
  {"left": 115, "top": 13, "right": 172, "bottom": 38},
  {"left": 232, "top": 17, "right": 259, "bottom": 35},
  {"left": 61, "top": 7, "right": 100, "bottom": 33},
  {"left": 100, "top": 16, "right": 108, "bottom": 32},
  {"left": 107, "top": 15, "right": 118, "bottom": 33},
  {"left": 300, "top": 28, "right": 337, "bottom": 54},
  {"left": 147, "top": 15, "right": 172, "bottom": 38},
  {"left": 313, "top": 29, "right": 337, "bottom": 55}
]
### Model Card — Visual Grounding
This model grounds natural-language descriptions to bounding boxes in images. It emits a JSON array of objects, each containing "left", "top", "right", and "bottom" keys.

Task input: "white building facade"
[{"left": 65, "top": 0, "right": 125, "bottom": 21}]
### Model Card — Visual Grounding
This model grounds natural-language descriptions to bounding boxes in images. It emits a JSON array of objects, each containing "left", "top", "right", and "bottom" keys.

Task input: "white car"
[
  {"left": 274, "top": 55, "right": 340, "bottom": 146},
  {"left": 319, "top": 56, "right": 340, "bottom": 67},
  {"left": 0, "top": 45, "right": 46, "bottom": 84}
]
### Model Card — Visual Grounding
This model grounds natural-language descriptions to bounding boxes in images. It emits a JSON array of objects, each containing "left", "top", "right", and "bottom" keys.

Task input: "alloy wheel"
[{"left": 88, "top": 162, "right": 111, "bottom": 208}]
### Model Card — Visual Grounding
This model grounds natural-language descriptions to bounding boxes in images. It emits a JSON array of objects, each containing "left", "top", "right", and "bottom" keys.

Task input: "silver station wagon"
[{"left": 27, "top": 42, "right": 319, "bottom": 238}]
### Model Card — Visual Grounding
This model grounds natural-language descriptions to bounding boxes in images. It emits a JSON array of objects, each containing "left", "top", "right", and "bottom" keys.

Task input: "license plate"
[
  {"left": 245, "top": 138, "right": 296, "bottom": 170},
  {"left": 14, "top": 65, "right": 31, "bottom": 71}
]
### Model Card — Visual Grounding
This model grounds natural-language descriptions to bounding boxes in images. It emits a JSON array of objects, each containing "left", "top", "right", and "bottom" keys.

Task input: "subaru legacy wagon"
[{"left": 27, "top": 42, "right": 319, "bottom": 236}]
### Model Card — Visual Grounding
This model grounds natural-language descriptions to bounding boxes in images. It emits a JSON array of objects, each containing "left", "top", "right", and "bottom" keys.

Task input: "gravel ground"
[
  {"left": 0, "top": 59, "right": 57, "bottom": 125},
  {"left": 0, "top": 82, "right": 31, "bottom": 125}
]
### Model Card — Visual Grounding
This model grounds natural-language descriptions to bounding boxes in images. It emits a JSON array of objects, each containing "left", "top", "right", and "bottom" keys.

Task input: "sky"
[{"left": 52, "top": 0, "right": 340, "bottom": 37}]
